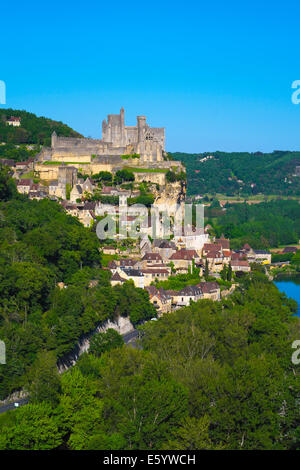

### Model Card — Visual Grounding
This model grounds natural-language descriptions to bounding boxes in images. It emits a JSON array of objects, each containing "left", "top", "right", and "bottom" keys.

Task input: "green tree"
[
  {"left": 227, "top": 263, "right": 232, "bottom": 281},
  {"left": 204, "top": 258, "right": 209, "bottom": 280},
  {"left": 221, "top": 264, "right": 227, "bottom": 281},
  {"left": 0, "top": 403, "right": 63, "bottom": 450},
  {"left": 89, "top": 328, "right": 124, "bottom": 357},
  {"left": 26, "top": 351, "right": 61, "bottom": 405}
]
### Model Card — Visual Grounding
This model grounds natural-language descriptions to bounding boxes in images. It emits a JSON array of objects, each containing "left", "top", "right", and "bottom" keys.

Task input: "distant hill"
[
  {"left": 170, "top": 151, "right": 300, "bottom": 197},
  {"left": 0, "top": 108, "right": 83, "bottom": 147}
]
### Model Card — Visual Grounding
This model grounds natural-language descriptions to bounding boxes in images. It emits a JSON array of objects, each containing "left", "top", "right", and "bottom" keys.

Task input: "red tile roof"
[
  {"left": 206, "top": 251, "right": 222, "bottom": 259},
  {"left": 231, "top": 260, "right": 250, "bottom": 267},
  {"left": 17, "top": 179, "right": 32, "bottom": 186},
  {"left": 142, "top": 252, "right": 163, "bottom": 261},
  {"left": 215, "top": 238, "right": 230, "bottom": 250},
  {"left": 197, "top": 281, "right": 219, "bottom": 293},
  {"left": 203, "top": 243, "right": 222, "bottom": 252},
  {"left": 170, "top": 249, "right": 198, "bottom": 260},
  {"left": 111, "top": 272, "right": 125, "bottom": 282}
]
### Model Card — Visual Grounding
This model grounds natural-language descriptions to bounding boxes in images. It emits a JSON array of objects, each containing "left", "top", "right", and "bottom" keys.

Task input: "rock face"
[
  {"left": 57, "top": 316, "right": 134, "bottom": 373},
  {"left": 153, "top": 180, "right": 186, "bottom": 215}
]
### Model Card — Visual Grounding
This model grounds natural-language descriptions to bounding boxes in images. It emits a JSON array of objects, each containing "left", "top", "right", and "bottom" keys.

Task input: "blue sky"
[{"left": 1, "top": 0, "right": 300, "bottom": 152}]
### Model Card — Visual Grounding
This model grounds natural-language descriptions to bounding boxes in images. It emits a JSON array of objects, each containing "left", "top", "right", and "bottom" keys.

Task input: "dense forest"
[
  {"left": 0, "top": 272, "right": 299, "bottom": 450},
  {"left": 0, "top": 108, "right": 82, "bottom": 146},
  {"left": 205, "top": 199, "right": 300, "bottom": 249},
  {"left": 0, "top": 166, "right": 155, "bottom": 399},
  {"left": 171, "top": 151, "right": 300, "bottom": 197}
]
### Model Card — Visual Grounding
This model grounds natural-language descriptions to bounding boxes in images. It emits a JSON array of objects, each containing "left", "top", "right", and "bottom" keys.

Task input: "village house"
[
  {"left": 78, "top": 209, "right": 96, "bottom": 228},
  {"left": 197, "top": 281, "right": 221, "bottom": 301},
  {"left": 169, "top": 249, "right": 200, "bottom": 274},
  {"left": 69, "top": 184, "right": 83, "bottom": 203},
  {"left": 110, "top": 271, "right": 126, "bottom": 286},
  {"left": 107, "top": 260, "right": 118, "bottom": 273},
  {"left": 231, "top": 251, "right": 247, "bottom": 261},
  {"left": 120, "top": 258, "right": 140, "bottom": 269},
  {"left": 145, "top": 286, "right": 172, "bottom": 315},
  {"left": 141, "top": 267, "right": 170, "bottom": 286},
  {"left": 206, "top": 250, "right": 224, "bottom": 272},
  {"left": 140, "top": 252, "right": 164, "bottom": 268},
  {"left": 61, "top": 202, "right": 79, "bottom": 218},
  {"left": 281, "top": 246, "right": 298, "bottom": 254},
  {"left": 231, "top": 259, "right": 251, "bottom": 272},
  {"left": 174, "top": 231, "right": 209, "bottom": 253},
  {"left": 81, "top": 177, "right": 94, "bottom": 194},
  {"left": 222, "top": 249, "right": 231, "bottom": 264},
  {"left": 100, "top": 186, "right": 120, "bottom": 196},
  {"left": 48, "top": 180, "right": 66, "bottom": 199},
  {"left": 215, "top": 236, "right": 230, "bottom": 250},
  {"left": 240, "top": 244, "right": 271, "bottom": 264},
  {"left": 28, "top": 190, "right": 48, "bottom": 200},
  {"left": 15, "top": 159, "right": 34, "bottom": 172},
  {"left": 170, "top": 285, "right": 203, "bottom": 308},
  {"left": 6, "top": 116, "right": 21, "bottom": 127},
  {"left": 253, "top": 250, "right": 272, "bottom": 264},
  {"left": 116, "top": 267, "right": 144, "bottom": 288},
  {"left": 202, "top": 242, "right": 222, "bottom": 256},
  {"left": 16, "top": 178, "right": 33, "bottom": 194},
  {"left": 152, "top": 239, "right": 177, "bottom": 261},
  {"left": 102, "top": 246, "right": 117, "bottom": 255},
  {"left": 77, "top": 202, "right": 97, "bottom": 227}
]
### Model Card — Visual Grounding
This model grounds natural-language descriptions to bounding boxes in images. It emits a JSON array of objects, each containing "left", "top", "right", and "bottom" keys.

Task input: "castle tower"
[
  {"left": 51, "top": 131, "right": 57, "bottom": 149},
  {"left": 102, "top": 119, "right": 107, "bottom": 140},
  {"left": 120, "top": 107, "right": 125, "bottom": 145},
  {"left": 137, "top": 116, "right": 146, "bottom": 143}
]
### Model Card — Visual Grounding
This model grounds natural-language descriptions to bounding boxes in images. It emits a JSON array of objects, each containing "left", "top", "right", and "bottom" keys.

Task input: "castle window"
[{"left": 145, "top": 132, "right": 154, "bottom": 141}]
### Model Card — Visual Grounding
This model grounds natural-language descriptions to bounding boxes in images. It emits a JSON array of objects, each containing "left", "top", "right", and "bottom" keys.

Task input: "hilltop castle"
[
  {"left": 34, "top": 108, "right": 185, "bottom": 210},
  {"left": 50, "top": 108, "right": 165, "bottom": 163}
]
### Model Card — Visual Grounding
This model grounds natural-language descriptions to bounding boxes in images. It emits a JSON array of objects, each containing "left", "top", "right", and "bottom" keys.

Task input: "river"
[{"left": 274, "top": 276, "right": 300, "bottom": 316}]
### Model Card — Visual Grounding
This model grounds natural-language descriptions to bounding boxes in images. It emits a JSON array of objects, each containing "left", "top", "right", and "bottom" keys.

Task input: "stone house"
[
  {"left": 48, "top": 180, "right": 66, "bottom": 199},
  {"left": 169, "top": 249, "right": 200, "bottom": 273},
  {"left": 117, "top": 267, "right": 144, "bottom": 288},
  {"left": 197, "top": 282, "right": 220, "bottom": 301},
  {"left": 282, "top": 247, "right": 298, "bottom": 254},
  {"left": 202, "top": 243, "right": 222, "bottom": 257},
  {"left": 78, "top": 209, "right": 96, "bottom": 228},
  {"left": 6, "top": 116, "right": 21, "bottom": 127},
  {"left": 141, "top": 267, "right": 170, "bottom": 286},
  {"left": 70, "top": 184, "right": 83, "bottom": 203},
  {"left": 253, "top": 250, "right": 272, "bottom": 264},
  {"left": 231, "top": 260, "right": 251, "bottom": 272},
  {"left": 153, "top": 240, "right": 177, "bottom": 261},
  {"left": 28, "top": 190, "right": 47, "bottom": 200},
  {"left": 119, "top": 258, "right": 140, "bottom": 269},
  {"left": 82, "top": 177, "right": 94, "bottom": 194},
  {"left": 63, "top": 202, "right": 79, "bottom": 218},
  {"left": 206, "top": 250, "right": 224, "bottom": 272},
  {"left": 140, "top": 252, "right": 163, "bottom": 269},
  {"left": 170, "top": 285, "right": 203, "bottom": 308},
  {"left": 16, "top": 179, "right": 32, "bottom": 194},
  {"left": 215, "top": 236, "right": 230, "bottom": 251},
  {"left": 145, "top": 286, "right": 172, "bottom": 315},
  {"left": 111, "top": 271, "right": 126, "bottom": 286}
]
